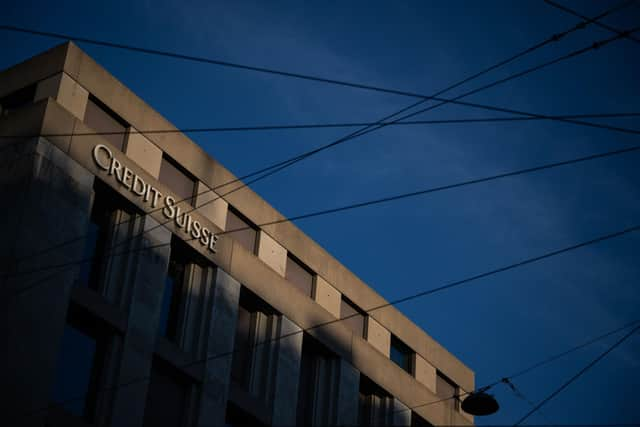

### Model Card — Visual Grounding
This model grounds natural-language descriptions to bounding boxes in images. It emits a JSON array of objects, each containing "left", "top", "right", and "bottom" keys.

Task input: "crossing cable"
[
  {"left": 4, "top": 1, "right": 637, "bottom": 270},
  {"left": 0, "top": 6, "right": 638, "bottom": 136},
  {"left": 401, "top": 318, "right": 640, "bottom": 414},
  {"left": 503, "top": 378, "right": 554, "bottom": 425},
  {"left": 18, "top": 270, "right": 640, "bottom": 421},
  {"left": 91, "top": 23, "right": 640, "bottom": 267},
  {"left": 1, "top": 112, "right": 639, "bottom": 139},
  {"left": 7, "top": 6, "right": 640, "bottom": 268},
  {"left": 6, "top": 140, "right": 640, "bottom": 286},
  {"left": 544, "top": 0, "right": 640, "bottom": 45},
  {"left": 514, "top": 324, "right": 640, "bottom": 425}
]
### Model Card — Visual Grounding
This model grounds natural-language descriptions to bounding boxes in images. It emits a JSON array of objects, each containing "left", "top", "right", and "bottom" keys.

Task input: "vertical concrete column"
[
  {"left": 256, "top": 231, "right": 287, "bottom": 277},
  {"left": 108, "top": 216, "right": 172, "bottom": 427},
  {"left": 0, "top": 138, "right": 94, "bottom": 427},
  {"left": 271, "top": 316, "right": 303, "bottom": 426},
  {"left": 414, "top": 354, "right": 437, "bottom": 394},
  {"left": 313, "top": 276, "right": 341, "bottom": 318},
  {"left": 392, "top": 399, "right": 411, "bottom": 427},
  {"left": 197, "top": 269, "right": 241, "bottom": 427},
  {"left": 366, "top": 317, "right": 391, "bottom": 357},
  {"left": 124, "top": 130, "right": 162, "bottom": 178},
  {"left": 336, "top": 360, "right": 360, "bottom": 427},
  {"left": 194, "top": 181, "right": 228, "bottom": 232}
]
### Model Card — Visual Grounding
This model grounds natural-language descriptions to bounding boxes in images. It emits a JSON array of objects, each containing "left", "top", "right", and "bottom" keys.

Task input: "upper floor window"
[
  {"left": 50, "top": 304, "right": 112, "bottom": 423},
  {"left": 159, "top": 154, "right": 197, "bottom": 206},
  {"left": 158, "top": 236, "right": 212, "bottom": 356},
  {"left": 225, "top": 207, "right": 258, "bottom": 254},
  {"left": 77, "top": 180, "right": 138, "bottom": 294},
  {"left": 390, "top": 335, "right": 414, "bottom": 375},
  {"left": 159, "top": 237, "right": 207, "bottom": 348},
  {"left": 231, "top": 287, "right": 279, "bottom": 399},
  {"left": 296, "top": 335, "right": 340, "bottom": 426},
  {"left": 340, "top": 297, "right": 365, "bottom": 338},
  {"left": 0, "top": 84, "right": 36, "bottom": 117},
  {"left": 285, "top": 254, "right": 314, "bottom": 297},
  {"left": 84, "top": 95, "right": 128, "bottom": 151},
  {"left": 359, "top": 375, "right": 393, "bottom": 426},
  {"left": 159, "top": 238, "right": 188, "bottom": 343},
  {"left": 436, "top": 371, "right": 460, "bottom": 412}
]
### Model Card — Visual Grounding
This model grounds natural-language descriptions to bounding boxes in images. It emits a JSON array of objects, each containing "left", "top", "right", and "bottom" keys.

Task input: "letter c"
[{"left": 93, "top": 144, "right": 112, "bottom": 171}]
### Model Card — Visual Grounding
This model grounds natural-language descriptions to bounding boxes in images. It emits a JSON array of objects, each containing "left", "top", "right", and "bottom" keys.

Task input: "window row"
[
  {"left": 83, "top": 179, "right": 461, "bottom": 398},
  {"left": 79, "top": 94, "right": 375, "bottom": 355},
  {"left": 50, "top": 299, "right": 451, "bottom": 427}
]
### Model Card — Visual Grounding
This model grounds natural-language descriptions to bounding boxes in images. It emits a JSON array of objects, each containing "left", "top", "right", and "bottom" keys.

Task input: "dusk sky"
[{"left": 2, "top": 0, "right": 639, "bottom": 425}]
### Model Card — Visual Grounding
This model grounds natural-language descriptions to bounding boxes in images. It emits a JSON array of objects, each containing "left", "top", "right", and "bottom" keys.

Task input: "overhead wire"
[
  {"left": 402, "top": 318, "right": 640, "bottom": 414},
  {"left": 6, "top": 141, "right": 640, "bottom": 284},
  {"left": 10, "top": 220, "right": 640, "bottom": 372},
  {"left": 5, "top": 4, "right": 638, "bottom": 424},
  {"left": 0, "top": 8, "right": 638, "bottom": 136},
  {"left": 20, "top": 284, "right": 640, "bottom": 421},
  {"left": 513, "top": 325, "right": 640, "bottom": 425},
  {"left": 544, "top": 0, "right": 640, "bottom": 44},
  {"left": 6, "top": 3, "right": 640, "bottom": 269},
  {"left": 503, "top": 378, "right": 554, "bottom": 425},
  {"left": 1, "top": 112, "right": 639, "bottom": 138}
]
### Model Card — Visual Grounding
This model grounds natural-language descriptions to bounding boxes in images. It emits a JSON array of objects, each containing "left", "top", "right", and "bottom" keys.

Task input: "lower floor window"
[{"left": 49, "top": 305, "right": 110, "bottom": 422}]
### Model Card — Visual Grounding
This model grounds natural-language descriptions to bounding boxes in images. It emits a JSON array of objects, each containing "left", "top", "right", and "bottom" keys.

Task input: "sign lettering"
[{"left": 93, "top": 144, "right": 219, "bottom": 253}]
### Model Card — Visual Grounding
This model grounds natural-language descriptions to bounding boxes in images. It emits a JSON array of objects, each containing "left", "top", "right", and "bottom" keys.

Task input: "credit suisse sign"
[{"left": 93, "top": 144, "right": 219, "bottom": 253}]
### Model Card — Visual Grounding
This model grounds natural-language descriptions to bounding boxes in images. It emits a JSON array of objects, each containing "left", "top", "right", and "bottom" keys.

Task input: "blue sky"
[{"left": 2, "top": 0, "right": 640, "bottom": 424}]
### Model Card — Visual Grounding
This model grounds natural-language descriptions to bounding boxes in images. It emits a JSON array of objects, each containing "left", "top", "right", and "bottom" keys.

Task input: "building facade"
[{"left": 0, "top": 43, "right": 475, "bottom": 427}]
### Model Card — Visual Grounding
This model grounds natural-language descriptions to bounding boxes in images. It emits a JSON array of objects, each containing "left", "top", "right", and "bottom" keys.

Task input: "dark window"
[
  {"left": 0, "top": 84, "right": 36, "bottom": 116},
  {"left": 50, "top": 305, "right": 110, "bottom": 422},
  {"left": 390, "top": 335, "right": 414, "bottom": 375},
  {"left": 84, "top": 95, "right": 128, "bottom": 151},
  {"left": 225, "top": 207, "right": 257, "bottom": 253},
  {"left": 359, "top": 375, "right": 392, "bottom": 427},
  {"left": 411, "top": 412, "right": 435, "bottom": 427},
  {"left": 436, "top": 371, "right": 460, "bottom": 412},
  {"left": 77, "top": 180, "right": 137, "bottom": 292},
  {"left": 159, "top": 237, "right": 191, "bottom": 342},
  {"left": 230, "top": 288, "right": 278, "bottom": 393},
  {"left": 143, "top": 359, "right": 190, "bottom": 427},
  {"left": 159, "top": 155, "right": 197, "bottom": 206},
  {"left": 340, "top": 297, "right": 365, "bottom": 338},
  {"left": 285, "top": 254, "right": 314, "bottom": 297},
  {"left": 230, "top": 303, "right": 252, "bottom": 386},
  {"left": 296, "top": 335, "right": 338, "bottom": 426}
]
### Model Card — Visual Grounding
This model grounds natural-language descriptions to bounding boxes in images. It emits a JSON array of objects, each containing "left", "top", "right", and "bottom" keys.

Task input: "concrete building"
[{"left": 0, "top": 43, "right": 475, "bottom": 427}]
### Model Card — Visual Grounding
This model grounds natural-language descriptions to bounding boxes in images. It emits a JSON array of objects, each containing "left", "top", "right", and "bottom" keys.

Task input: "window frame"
[
  {"left": 340, "top": 296, "right": 366, "bottom": 338},
  {"left": 230, "top": 287, "right": 279, "bottom": 391},
  {"left": 285, "top": 253, "right": 315, "bottom": 298},
  {"left": 158, "top": 154, "right": 198, "bottom": 206},
  {"left": 225, "top": 206, "right": 258, "bottom": 254},
  {"left": 435, "top": 370, "right": 461, "bottom": 412},
  {"left": 390, "top": 335, "right": 415, "bottom": 375},
  {"left": 84, "top": 94, "right": 129, "bottom": 152},
  {"left": 0, "top": 83, "right": 36, "bottom": 116},
  {"left": 159, "top": 236, "right": 208, "bottom": 348},
  {"left": 77, "top": 180, "right": 141, "bottom": 296},
  {"left": 50, "top": 303, "right": 115, "bottom": 423}
]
